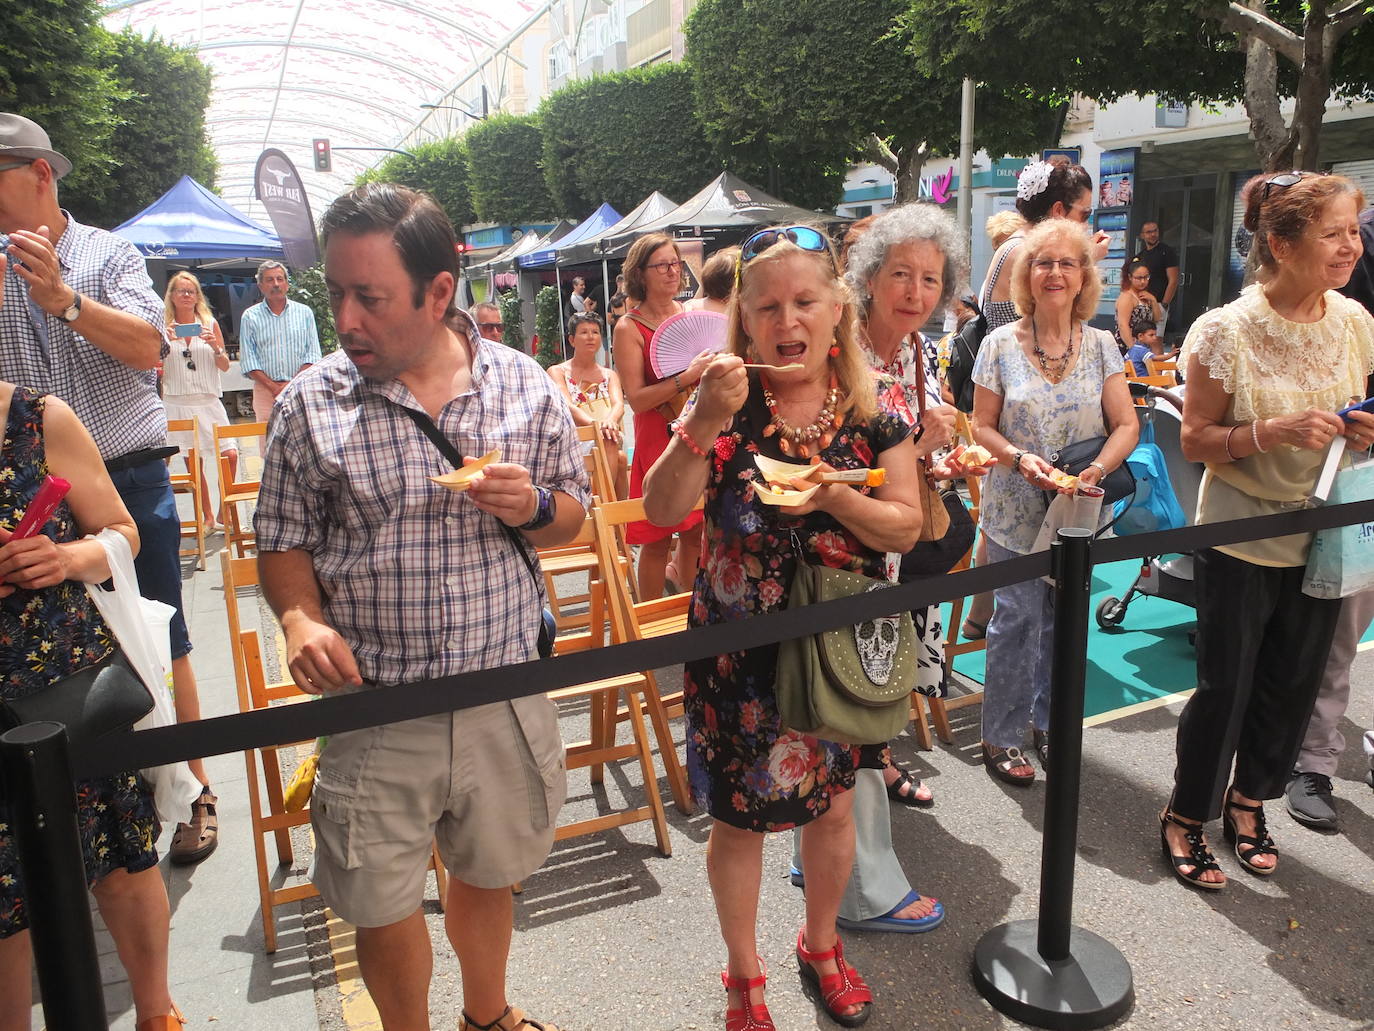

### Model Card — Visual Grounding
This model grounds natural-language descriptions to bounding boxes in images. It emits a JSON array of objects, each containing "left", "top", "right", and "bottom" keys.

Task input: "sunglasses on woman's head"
[
  {"left": 1260, "top": 170, "right": 1325, "bottom": 204},
  {"left": 739, "top": 226, "right": 830, "bottom": 264}
]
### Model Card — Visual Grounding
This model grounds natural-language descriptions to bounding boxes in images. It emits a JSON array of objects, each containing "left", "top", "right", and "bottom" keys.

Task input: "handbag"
[
  {"left": 900, "top": 488, "right": 975, "bottom": 579},
  {"left": 1303, "top": 454, "right": 1374, "bottom": 599},
  {"left": 1049, "top": 436, "right": 1136, "bottom": 506},
  {"left": 776, "top": 563, "right": 917, "bottom": 745},
  {"left": 0, "top": 648, "right": 154, "bottom": 755},
  {"left": 401, "top": 407, "right": 554, "bottom": 658},
  {"left": 944, "top": 306, "right": 986, "bottom": 414}
]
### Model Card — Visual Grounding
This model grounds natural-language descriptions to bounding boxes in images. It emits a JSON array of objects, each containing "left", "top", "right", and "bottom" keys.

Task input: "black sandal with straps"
[
  {"left": 1159, "top": 810, "right": 1225, "bottom": 891},
  {"left": 1223, "top": 793, "right": 1278, "bottom": 876}
]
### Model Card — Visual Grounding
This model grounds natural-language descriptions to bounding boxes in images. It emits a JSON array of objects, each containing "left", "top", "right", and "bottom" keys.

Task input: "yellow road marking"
[
  {"left": 1083, "top": 687, "right": 1195, "bottom": 728},
  {"left": 325, "top": 908, "right": 382, "bottom": 1030}
]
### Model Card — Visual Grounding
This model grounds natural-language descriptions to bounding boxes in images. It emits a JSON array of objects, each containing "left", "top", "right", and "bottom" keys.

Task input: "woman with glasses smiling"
[
  {"left": 1160, "top": 171, "right": 1374, "bottom": 890},
  {"left": 614, "top": 232, "right": 707, "bottom": 598},
  {"left": 644, "top": 224, "right": 923, "bottom": 1030},
  {"left": 162, "top": 271, "right": 235, "bottom": 528},
  {"left": 971, "top": 219, "right": 1137, "bottom": 786}
]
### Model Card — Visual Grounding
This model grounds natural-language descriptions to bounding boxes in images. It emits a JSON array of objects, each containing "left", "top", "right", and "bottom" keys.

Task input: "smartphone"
[
  {"left": 174, "top": 323, "right": 202, "bottom": 339},
  {"left": 1336, "top": 397, "right": 1374, "bottom": 420}
]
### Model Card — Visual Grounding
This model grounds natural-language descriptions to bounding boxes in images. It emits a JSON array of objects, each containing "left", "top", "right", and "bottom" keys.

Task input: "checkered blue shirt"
[
  {"left": 254, "top": 336, "right": 591, "bottom": 685},
  {"left": 237, "top": 298, "right": 321, "bottom": 381},
  {"left": 0, "top": 212, "right": 165, "bottom": 460}
]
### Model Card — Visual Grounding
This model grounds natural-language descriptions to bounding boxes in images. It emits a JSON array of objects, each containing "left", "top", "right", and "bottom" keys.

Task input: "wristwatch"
[
  {"left": 58, "top": 291, "right": 82, "bottom": 323},
  {"left": 519, "top": 485, "right": 556, "bottom": 531}
]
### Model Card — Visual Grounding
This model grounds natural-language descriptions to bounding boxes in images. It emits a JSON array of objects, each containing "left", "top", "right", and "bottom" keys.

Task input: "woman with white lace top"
[
  {"left": 162, "top": 272, "right": 235, "bottom": 527},
  {"left": 1161, "top": 171, "right": 1374, "bottom": 891}
]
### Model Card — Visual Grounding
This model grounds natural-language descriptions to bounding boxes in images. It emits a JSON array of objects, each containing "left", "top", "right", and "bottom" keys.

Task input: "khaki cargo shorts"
[{"left": 309, "top": 694, "right": 566, "bottom": 928}]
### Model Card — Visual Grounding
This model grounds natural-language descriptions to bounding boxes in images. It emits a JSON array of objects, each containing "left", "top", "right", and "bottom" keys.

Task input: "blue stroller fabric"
[{"left": 1113, "top": 419, "right": 1187, "bottom": 535}]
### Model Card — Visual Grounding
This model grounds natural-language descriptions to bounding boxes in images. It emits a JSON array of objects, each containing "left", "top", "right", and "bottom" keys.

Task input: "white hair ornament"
[{"left": 1017, "top": 161, "right": 1053, "bottom": 201}]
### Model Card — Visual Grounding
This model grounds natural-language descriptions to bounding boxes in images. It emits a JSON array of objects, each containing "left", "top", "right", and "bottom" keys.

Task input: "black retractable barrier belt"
[{"left": 73, "top": 498, "right": 1374, "bottom": 780}]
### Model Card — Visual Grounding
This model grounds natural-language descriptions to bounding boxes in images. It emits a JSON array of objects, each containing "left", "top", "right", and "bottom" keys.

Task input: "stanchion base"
[{"left": 972, "top": 919, "right": 1133, "bottom": 1030}]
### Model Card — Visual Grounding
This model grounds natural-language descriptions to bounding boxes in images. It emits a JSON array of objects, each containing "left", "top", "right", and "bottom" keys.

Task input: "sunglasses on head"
[
  {"left": 739, "top": 226, "right": 830, "bottom": 264},
  {"left": 1260, "top": 170, "right": 1325, "bottom": 204}
]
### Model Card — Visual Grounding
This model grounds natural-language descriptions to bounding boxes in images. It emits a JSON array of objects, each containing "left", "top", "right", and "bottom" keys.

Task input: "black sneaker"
[{"left": 1284, "top": 771, "right": 1338, "bottom": 831}]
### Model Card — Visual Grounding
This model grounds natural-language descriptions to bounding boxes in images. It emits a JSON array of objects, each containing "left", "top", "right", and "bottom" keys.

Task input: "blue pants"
[
  {"left": 107, "top": 458, "right": 191, "bottom": 658},
  {"left": 981, "top": 537, "right": 1052, "bottom": 748}
]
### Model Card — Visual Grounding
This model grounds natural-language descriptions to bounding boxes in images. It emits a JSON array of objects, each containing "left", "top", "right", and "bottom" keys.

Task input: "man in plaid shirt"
[{"left": 255, "top": 183, "right": 588, "bottom": 1031}]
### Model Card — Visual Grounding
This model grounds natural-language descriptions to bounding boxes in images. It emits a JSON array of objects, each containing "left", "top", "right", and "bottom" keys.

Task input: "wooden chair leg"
[
  {"left": 588, "top": 689, "right": 607, "bottom": 784},
  {"left": 244, "top": 750, "right": 278, "bottom": 954},
  {"left": 624, "top": 684, "right": 672, "bottom": 857},
  {"left": 928, "top": 693, "right": 955, "bottom": 744},
  {"left": 641, "top": 670, "right": 692, "bottom": 815},
  {"left": 262, "top": 748, "right": 294, "bottom": 865},
  {"left": 909, "top": 692, "right": 934, "bottom": 751}
]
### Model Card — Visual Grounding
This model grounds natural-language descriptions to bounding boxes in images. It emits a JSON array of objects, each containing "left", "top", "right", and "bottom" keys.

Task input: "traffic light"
[{"left": 313, "top": 138, "right": 331, "bottom": 173}]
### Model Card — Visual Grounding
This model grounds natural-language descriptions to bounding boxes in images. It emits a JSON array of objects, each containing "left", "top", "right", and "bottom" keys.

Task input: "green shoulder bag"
[{"left": 775, "top": 563, "right": 917, "bottom": 745}]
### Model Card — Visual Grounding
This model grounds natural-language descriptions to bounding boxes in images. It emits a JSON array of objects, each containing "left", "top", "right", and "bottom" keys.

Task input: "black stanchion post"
[
  {"left": 0, "top": 722, "right": 109, "bottom": 1030},
  {"left": 971, "top": 528, "right": 1134, "bottom": 1029}
]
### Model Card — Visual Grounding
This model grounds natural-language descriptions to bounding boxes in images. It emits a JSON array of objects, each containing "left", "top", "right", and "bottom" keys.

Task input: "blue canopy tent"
[
  {"left": 113, "top": 175, "right": 285, "bottom": 261},
  {"left": 517, "top": 202, "right": 621, "bottom": 269}
]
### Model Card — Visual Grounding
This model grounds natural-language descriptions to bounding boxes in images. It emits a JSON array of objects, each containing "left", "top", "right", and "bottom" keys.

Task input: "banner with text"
[{"left": 253, "top": 149, "right": 318, "bottom": 269}]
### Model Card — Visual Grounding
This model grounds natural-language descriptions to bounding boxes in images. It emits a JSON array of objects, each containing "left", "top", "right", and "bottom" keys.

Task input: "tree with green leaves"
[
  {"left": 497, "top": 291, "right": 525, "bottom": 352},
  {"left": 71, "top": 29, "right": 217, "bottom": 228},
  {"left": 289, "top": 265, "right": 338, "bottom": 355},
  {"left": 901, "top": 0, "right": 1374, "bottom": 171},
  {"left": 540, "top": 64, "right": 720, "bottom": 219},
  {"left": 1, "top": 0, "right": 123, "bottom": 207},
  {"left": 466, "top": 114, "right": 558, "bottom": 224},
  {"left": 356, "top": 135, "right": 474, "bottom": 228},
  {"left": 533, "top": 286, "right": 562, "bottom": 368},
  {"left": 685, "top": 0, "right": 1060, "bottom": 208}
]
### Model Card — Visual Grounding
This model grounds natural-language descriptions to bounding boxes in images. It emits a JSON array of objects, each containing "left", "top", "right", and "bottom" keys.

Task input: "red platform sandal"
[
  {"left": 721, "top": 958, "right": 775, "bottom": 1031},
  {"left": 795, "top": 929, "right": 873, "bottom": 1027}
]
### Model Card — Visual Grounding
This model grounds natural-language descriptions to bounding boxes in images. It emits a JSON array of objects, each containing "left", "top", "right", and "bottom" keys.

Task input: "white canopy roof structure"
[{"left": 101, "top": 0, "right": 538, "bottom": 225}]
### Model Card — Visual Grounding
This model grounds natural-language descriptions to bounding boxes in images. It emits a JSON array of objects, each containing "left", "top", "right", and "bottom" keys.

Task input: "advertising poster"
[
  {"left": 1097, "top": 149, "right": 1137, "bottom": 210},
  {"left": 1095, "top": 211, "right": 1130, "bottom": 305}
]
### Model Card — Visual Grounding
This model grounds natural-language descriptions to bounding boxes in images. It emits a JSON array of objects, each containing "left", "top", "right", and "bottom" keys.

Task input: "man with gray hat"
[{"left": 0, "top": 112, "right": 218, "bottom": 863}]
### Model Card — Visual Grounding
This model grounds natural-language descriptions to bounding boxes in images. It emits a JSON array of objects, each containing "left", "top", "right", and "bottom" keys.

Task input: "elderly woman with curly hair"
[
  {"left": 972, "top": 219, "right": 1138, "bottom": 785},
  {"left": 645, "top": 224, "right": 923, "bottom": 1029}
]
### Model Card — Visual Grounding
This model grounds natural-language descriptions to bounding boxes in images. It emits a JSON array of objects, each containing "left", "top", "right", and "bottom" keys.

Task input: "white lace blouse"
[{"left": 1181, "top": 285, "right": 1374, "bottom": 566}]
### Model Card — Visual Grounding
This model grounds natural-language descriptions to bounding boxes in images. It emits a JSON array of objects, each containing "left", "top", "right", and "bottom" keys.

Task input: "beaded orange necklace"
[{"left": 760, "top": 372, "right": 842, "bottom": 458}]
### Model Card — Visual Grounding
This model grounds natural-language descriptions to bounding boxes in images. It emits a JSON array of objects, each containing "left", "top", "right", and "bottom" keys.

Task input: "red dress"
[{"left": 626, "top": 310, "right": 705, "bottom": 546}]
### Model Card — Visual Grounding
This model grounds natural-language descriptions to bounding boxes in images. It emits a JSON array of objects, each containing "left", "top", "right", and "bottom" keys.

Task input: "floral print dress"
[
  {"left": 0, "top": 388, "right": 159, "bottom": 938},
  {"left": 684, "top": 375, "right": 913, "bottom": 831}
]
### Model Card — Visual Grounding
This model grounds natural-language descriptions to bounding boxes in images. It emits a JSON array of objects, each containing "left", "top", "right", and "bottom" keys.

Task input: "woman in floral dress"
[
  {"left": 644, "top": 227, "right": 923, "bottom": 1030},
  {"left": 0, "top": 384, "right": 183, "bottom": 1030}
]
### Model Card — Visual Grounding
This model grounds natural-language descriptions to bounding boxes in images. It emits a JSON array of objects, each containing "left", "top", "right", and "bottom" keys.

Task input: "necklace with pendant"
[
  {"left": 1031, "top": 319, "right": 1076, "bottom": 384},
  {"left": 761, "top": 372, "right": 841, "bottom": 458}
]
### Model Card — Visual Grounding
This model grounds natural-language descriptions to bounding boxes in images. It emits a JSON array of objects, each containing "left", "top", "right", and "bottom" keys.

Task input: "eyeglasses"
[
  {"left": 477, "top": 321, "right": 504, "bottom": 333},
  {"left": 181, "top": 347, "right": 196, "bottom": 371},
  {"left": 740, "top": 226, "right": 830, "bottom": 264},
  {"left": 1260, "top": 170, "right": 1324, "bottom": 204},
  {"left": 646, "top": 260, "right": 682, "bottom": 275},
  {"left": 1031, "top": 258, "right": 1083, "bottom": 273}
]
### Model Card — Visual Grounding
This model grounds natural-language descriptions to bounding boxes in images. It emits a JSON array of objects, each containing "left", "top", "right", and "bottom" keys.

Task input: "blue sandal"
[{"left": 836, "top": 890, "right": 945, "bottom": 934}]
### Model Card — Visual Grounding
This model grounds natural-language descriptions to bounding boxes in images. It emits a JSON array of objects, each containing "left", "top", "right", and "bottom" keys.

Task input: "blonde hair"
[
  {"left": 725, "top": 232, "right": 875, "bottom": 423},
  {"left": 163, "top": 272, "right": 214, "bottom": 329},
  {"left": 985, "top": 210, "right": 1028, "bottom": 248},
  {"left": 1009, "top": 219, "right": 1102, "bottom": 322}
]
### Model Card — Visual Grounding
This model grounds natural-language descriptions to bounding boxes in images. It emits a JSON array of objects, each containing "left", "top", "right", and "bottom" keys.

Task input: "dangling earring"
[{"left": 828, "top": 333, "right": 841, "bottom": 359}]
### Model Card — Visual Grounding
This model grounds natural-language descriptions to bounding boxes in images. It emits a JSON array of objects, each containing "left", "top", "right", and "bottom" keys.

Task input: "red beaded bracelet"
[{"left": 671, "top": 419, "right": 709, "bottom": 458}]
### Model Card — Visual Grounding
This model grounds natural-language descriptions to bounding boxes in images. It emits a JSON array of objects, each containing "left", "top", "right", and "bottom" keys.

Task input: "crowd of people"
[{"left": 1, "top": 104, "right": 1373, "bottom": 1031}]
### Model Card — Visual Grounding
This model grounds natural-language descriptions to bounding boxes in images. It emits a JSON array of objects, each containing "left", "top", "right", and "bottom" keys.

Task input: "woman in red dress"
[{"left": 613, "top": 233, "right": 710, "bottom": 597}]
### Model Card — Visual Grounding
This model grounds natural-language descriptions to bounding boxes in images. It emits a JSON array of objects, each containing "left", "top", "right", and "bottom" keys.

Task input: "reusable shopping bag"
[
  {"left": 1112, "top": 419, "right": 1187, "bottom": 536},
  {"left": 1303, "top": 454, "right": 1374, "bottom": 599}
]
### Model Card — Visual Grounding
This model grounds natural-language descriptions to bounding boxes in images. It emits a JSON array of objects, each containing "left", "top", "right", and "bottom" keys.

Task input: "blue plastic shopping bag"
[
  {"left": 1112, "top": 419, "right": 1187, "bottom": 536},
  {"left": 1303, "top": 455, "right": 1374, "bottom": 599}
]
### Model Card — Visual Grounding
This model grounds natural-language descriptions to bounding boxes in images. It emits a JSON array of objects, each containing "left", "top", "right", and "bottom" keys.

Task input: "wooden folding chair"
[
  {"left": 591, "top": 496, "right": 703, "bottom": 815},
  {"left": 214, "top": 421, "right": 267, "bottom": 558},
  {"left": 1145, "top": 357, "right": 1179, "bottom": 380},
  {"left": 221, "top": 552, "right": 447, "bottom": 952},
  {"left": 166, "top": 419, "right": 206, "bottom": 571}
]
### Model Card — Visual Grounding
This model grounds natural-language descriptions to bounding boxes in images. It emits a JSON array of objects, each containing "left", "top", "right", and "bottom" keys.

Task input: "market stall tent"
[{"left": 112, "top": 176, "right": 285, "bottom": 261}]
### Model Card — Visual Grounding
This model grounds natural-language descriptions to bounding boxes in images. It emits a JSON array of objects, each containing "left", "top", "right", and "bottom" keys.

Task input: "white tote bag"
[{"left": 84, "top": 528, "right": 202, "bottom": 823}]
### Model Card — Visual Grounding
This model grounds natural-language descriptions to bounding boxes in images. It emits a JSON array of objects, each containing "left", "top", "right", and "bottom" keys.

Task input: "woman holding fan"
[{"left": 614, "top": 233, "right": 709, "bottom": 597}]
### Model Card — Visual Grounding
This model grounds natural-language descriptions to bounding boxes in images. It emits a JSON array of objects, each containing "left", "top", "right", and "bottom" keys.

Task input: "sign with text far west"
[{"left": 254, "top": 149, "right": 318, "bottom": 269}]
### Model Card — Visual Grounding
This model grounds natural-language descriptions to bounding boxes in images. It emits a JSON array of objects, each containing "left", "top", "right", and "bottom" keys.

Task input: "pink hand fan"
[{"left": 648, "top": 310, "right": 728, "bottom": 381}]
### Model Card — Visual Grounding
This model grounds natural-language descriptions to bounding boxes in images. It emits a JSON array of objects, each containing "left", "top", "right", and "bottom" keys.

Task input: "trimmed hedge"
[
  {"left": 356, "top": 136, "right": 475, "bottom": 228},
  {"left": 466, "top": 114, "right": 557, "bottom": 223}
]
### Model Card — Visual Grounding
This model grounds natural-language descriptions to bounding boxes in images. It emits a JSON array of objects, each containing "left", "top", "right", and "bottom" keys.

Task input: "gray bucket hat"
[{"left": 0, "top": 114, "right": 72, "bottom": 180}]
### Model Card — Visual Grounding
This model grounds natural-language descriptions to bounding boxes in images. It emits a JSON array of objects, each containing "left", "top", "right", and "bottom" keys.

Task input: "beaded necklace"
[
  {"left": 1030, "top": 318, "right": 1077, "bottom": 384},
  {"left": 761, "top": 372, "right": 842, "bottom": 458}
]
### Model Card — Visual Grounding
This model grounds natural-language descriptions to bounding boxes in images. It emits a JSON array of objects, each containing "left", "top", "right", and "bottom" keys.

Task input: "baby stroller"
[{"left": 1095, "top": 384, "right": 1206, "bottom": 630}]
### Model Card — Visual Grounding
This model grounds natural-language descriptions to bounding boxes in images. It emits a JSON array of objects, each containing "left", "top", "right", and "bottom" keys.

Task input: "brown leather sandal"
[
  {"left": 169, "top": 787, "right": 218, "bottom": 865},
  {"left": 458, "top": 1004, "right": 561, "bottom": 1031}
]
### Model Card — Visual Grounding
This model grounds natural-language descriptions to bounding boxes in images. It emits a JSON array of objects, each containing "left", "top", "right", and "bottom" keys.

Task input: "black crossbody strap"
[{"left": 399, "top": 406, "right": 543, "bottom": 586}]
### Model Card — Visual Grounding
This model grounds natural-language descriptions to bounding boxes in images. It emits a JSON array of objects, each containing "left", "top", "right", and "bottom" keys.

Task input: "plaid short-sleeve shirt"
[
  {"left": 254, "top": 335, "right": 591, "bottom": 685},
  {"left": 0, "top": 213, "right": 165, "bottom": 459}
]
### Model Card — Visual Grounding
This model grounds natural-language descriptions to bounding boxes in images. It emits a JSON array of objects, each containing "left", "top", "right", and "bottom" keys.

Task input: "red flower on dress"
[
  {"left": 812, "top": 530, "right": 852, "bottom": 567},
  {"left": 768, "top": 735, "right": 816, "bottom": 792},
  {"left": 756, "top": 576, "right": 783, "bottom": 609}
]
